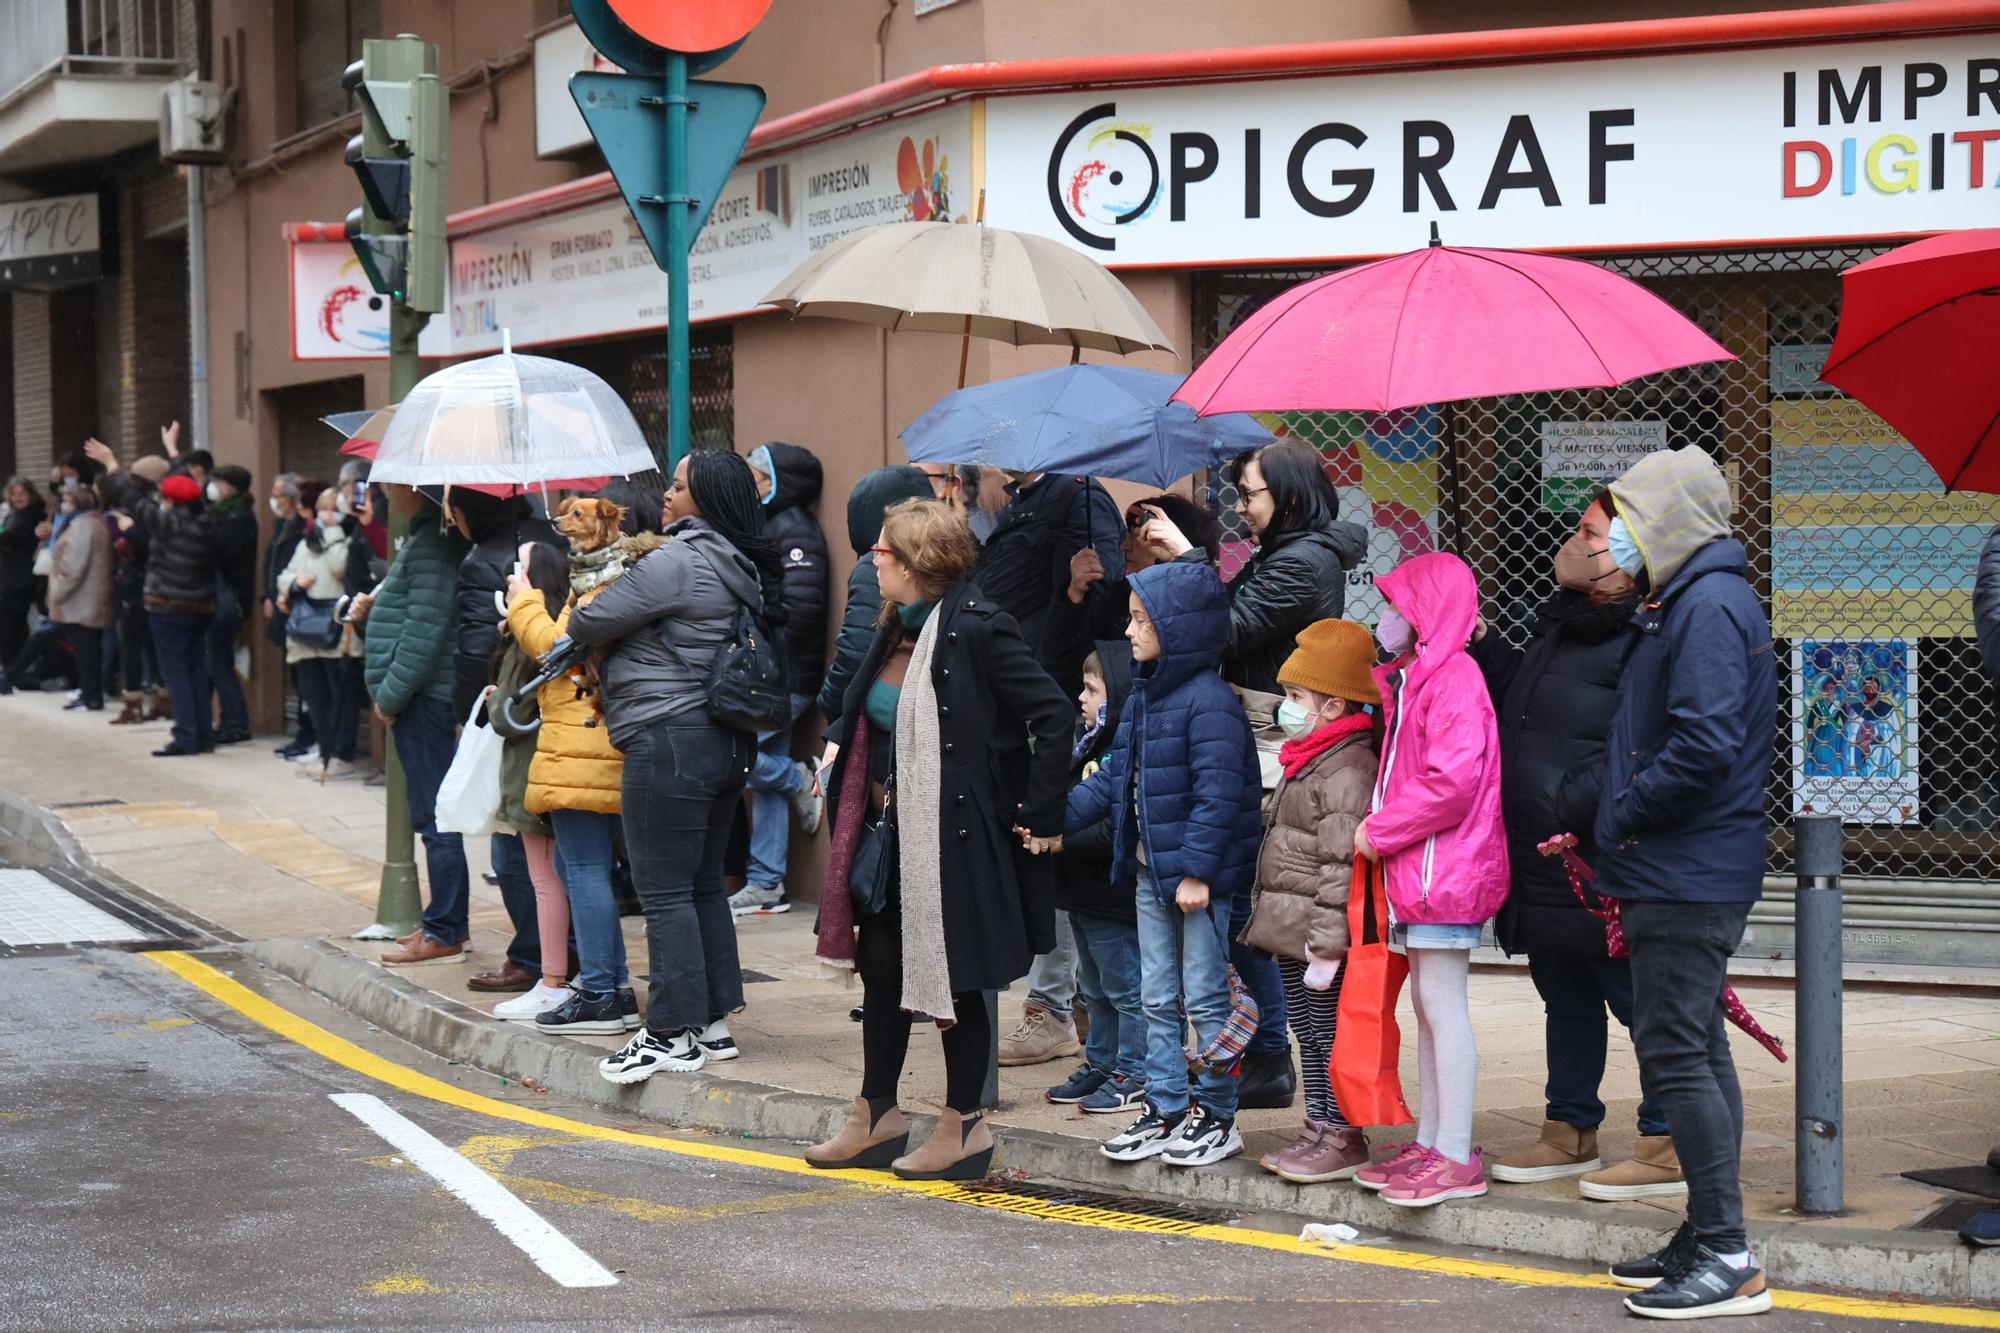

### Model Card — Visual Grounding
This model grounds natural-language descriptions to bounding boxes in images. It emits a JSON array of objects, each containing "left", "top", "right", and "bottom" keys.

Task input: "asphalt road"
[{"left": 0, "top": 947, "right": 1964, "bottom": 1332}]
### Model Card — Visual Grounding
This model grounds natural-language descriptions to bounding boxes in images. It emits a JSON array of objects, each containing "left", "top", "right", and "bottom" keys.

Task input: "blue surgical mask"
[
  {"left": 1606, "top": 516, "right": 1646, "bottom": 577},
  {"left": 1276, "top": 699, "right": 1319, "bottom": 739},
  {"left": 1377, "top": 606, "right": 1413, "bottom": 656}
]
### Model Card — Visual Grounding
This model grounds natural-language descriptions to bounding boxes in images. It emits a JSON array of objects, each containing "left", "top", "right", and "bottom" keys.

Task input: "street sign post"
[{"left": 567, "top": 0, "right": 771, "bottom": 473}]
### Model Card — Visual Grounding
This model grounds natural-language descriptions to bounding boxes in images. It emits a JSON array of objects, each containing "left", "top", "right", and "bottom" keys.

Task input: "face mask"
[
  {"left": 1377, "top": 606, "right": 1414, "bottom": 656},
  {"left": 268, "top": 497, "right": 287, "bottom": 518},
  {"left": 1554, "top": 531, "right": 1626, "bottom": 591},
  {"left": 205, "top": 481, "right": 223, "bottom": 503},
  {"left": 1276, "top": 699, "right": 1323, "bottom": 739},
  {"left": 319, "top": 513, "right": 344, "bottom": 531},
  {"left": 1606, "top": 517, "right": 1646, "bottom": 577}
]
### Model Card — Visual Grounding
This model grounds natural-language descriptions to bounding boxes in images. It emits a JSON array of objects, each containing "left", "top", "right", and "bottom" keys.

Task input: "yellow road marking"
[
  {"left": 366, "top": 1274, "right": 444, "bottom": 1296},
  {"left": 1010, "top": 1293, "right": 1440, "bottom": 1308},
  {"left": 146, "top": 949, "right": 2000, "bottom": 1328}
]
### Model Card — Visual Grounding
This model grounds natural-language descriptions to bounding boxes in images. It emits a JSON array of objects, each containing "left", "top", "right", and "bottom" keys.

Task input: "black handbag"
[
  {"left": 656, "top": 599, "right": 791, "bottom": 734},
  {"left": 848, "top": 805, "right": 897, "bottom": 918},
  {"left": 285, "top": 595, "right": 344, "bottom": 649}
]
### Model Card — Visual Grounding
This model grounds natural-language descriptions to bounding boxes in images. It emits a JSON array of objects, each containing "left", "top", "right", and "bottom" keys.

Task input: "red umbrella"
[
  {"left": 1174, "top": 234, "right": 1734, "bottom": 415},
  {"left": 1821, "top": 228, "right": 2000, "bottom": 491}
]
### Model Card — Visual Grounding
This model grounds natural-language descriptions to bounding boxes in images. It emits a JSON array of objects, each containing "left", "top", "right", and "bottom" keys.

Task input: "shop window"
[{"left": 293, "top": 0, "right": 380, "bottom": 133}]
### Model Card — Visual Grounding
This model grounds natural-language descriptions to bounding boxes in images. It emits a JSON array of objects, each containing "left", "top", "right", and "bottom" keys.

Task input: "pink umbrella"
[{"left": 1174, "top": 232, "right": 1735, "bottom": 415}]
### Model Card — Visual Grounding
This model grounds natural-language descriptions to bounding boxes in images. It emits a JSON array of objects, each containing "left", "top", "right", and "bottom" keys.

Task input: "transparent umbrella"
[{"left": 367, "top": 351, "right": 657, "bottom": 488}]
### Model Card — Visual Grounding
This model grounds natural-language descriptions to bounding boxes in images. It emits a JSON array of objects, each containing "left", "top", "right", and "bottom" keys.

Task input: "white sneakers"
[
  {"left": 599, "top": 1028, "right": 705, "bottom": 1084},
  {"left": 493, "top": 981, "right": 571, "bottom": 1023}
]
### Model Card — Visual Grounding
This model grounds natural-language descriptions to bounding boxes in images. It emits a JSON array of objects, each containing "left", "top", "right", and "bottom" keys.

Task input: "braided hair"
[{"left": 686, "top": 450, "right": 786, "bottom": 626}]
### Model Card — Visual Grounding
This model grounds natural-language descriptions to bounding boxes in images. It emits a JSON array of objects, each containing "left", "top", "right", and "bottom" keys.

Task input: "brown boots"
[
  {"left": 1580, "top": 1134, "right": 1688, "bottom": 1201},
  {"left": 1491, "top": 1120, "right": 1603, "bottom": 1183},
  {"left": 145, "top": 687, "right": 171, "bottom": 721},
  {"left": 806, "top": 1096, "right": 910, "bottom": 1171},
  {"left": 890, "top": 1108, "right": 994, "bottom": 1182},
  {"left": 108, "top": 691, "right": 145, "bottom": 725}
]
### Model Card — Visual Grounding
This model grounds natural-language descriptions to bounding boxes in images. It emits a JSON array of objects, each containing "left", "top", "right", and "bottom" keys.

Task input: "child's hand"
[
  {"left": 1303, "top": 953, "right": 1342, "bottom": 991},
  {"left": 1353, "top": 817, "right": 1376, "bottom": 862},
  {"left": 505, "top": 569, "right": 531, "bottom": 598},
  {"left": 1175, "top": 876, "right": 1210, "bottom": 913}
]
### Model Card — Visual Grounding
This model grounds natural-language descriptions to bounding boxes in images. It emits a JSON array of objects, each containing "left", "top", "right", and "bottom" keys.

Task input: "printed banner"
[
  {"left": 1540, "top": 420, "right": 1666, "bottom": 512},
  {"left": 288, "top": 240, "right": 452, "bottom": 360},
  {"left": 1791, "top": 639, "right": 1917, "bottom": 824}
]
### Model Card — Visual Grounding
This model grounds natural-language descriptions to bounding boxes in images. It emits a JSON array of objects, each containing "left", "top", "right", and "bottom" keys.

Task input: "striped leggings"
[{"left": 1279, "top": 955, "right": 1350, "bottom": 1129}]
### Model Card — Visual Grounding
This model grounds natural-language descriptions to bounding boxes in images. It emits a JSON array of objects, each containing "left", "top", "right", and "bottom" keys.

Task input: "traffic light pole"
[{"left": 664, "top": 50, "right": 691, "bottom": 474}]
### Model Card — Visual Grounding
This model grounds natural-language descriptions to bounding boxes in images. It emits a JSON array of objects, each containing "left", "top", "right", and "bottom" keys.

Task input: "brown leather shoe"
[
  {"left": 1491, "top": 1120, "right": 1602, "bottom": 1184},
  {"left": 891, "top": 1108, "right": 995, "bottom": 1181},
  {"left": 806, "top": 1096, "right": 909, "bottom": 1170},
  {"left": 381, "top": 936, "right": 467, "bottom": 967},
  {"left": 1580, "top": 1134, "right": 1687, "bottom": 1201},
  {"left": 467, "top": 961, "right": 536, "bottom": 993}
]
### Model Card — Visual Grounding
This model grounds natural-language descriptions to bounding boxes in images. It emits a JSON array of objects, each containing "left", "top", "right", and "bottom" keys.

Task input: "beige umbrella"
[{"left": 762, "top": 219, "right": 1174, "bottom": 381}]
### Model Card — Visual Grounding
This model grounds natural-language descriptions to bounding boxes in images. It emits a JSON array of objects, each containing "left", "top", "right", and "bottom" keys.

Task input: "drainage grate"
[
  {"left": 937, "top": 1179, "right": 1239, "bottom": 1234},
  {"left": 1911, "top": 1197, "right": 1992, "bottom": 1233}
]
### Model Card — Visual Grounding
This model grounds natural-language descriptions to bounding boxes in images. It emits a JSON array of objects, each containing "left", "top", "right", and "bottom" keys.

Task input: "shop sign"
[
  {"left": 534, "top": 21, "right": 621, "bottom": 157},
  {"left": 1791, "top": 639, "right": 1918, "bottom": 824},
  {"left": 1770, "top": 343, "right": 1833, "bottom": 397},
  {"left": 1539, "top": 419, "right": 1665, "bottom": 512},
  {"left": 289, "top": 240, "right": 452, "bottom": 360},
  {"left": 983, "top": 34, "right": 2000, "bottom": 264},
  {"left": 0, "top": 193, "right": 101, "bottom": 290}
]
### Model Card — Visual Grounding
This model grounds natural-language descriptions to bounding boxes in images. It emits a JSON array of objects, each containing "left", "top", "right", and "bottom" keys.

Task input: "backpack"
[{"left": 655, "top": 539, "right": 792, "bottom": 734}]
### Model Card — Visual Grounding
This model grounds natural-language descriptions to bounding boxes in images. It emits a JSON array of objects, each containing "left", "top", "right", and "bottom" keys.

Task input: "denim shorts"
[{"left": 1392, "top": 922, "right": 1484, "bottom": 951}]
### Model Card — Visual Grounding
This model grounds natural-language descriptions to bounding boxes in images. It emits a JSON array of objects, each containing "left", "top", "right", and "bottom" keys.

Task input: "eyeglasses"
[
  {"left": 870, "top": 544, "right": 898, "bottom": 559},
  {"left": 1237, "top": 485, "right": 1270, "bottom": 499}
]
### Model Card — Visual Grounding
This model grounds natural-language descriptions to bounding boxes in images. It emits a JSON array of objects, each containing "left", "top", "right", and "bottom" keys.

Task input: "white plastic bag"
[{"left": 434, "top": 688, "right": 504, "bottom": 835}]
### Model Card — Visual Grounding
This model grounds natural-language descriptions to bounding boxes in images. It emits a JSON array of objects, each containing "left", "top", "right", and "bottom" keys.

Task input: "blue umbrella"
[{"left": 901, "top": 365, "right": 1272, "bottom": 490}]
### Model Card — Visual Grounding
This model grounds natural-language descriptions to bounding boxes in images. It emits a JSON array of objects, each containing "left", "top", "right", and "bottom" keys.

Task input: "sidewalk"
[{"left": 4, "top": 687, "right": 1998, "bottom": 1300}]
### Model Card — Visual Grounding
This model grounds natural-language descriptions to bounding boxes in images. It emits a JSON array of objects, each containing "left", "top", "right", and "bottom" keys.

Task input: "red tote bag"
[{"left": 1331, "top": 856, "right": 1415, "bottom": 1128}]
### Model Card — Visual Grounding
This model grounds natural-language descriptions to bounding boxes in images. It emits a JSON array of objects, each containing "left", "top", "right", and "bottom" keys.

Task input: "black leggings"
[{"left": 856, "top": 912, "right": 991, "bottom": 1113}]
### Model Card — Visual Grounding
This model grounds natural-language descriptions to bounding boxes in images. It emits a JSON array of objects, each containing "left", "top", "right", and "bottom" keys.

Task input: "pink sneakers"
[
  {"left": 1381, "top": 1148, "right": 1490, "bottom": 1208},
  {"left": 1354, "top": 1141, "right": 1433, "bottom": 1192}
]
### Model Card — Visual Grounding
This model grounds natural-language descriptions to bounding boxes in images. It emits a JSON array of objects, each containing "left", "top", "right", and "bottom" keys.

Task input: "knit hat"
[
  {"left": 213, "top": 464, "right": 253, "bottom": 494},
  {"left": 129, "top": 455, "right": 170, "bottom": 485},
  {"left": 159, "top": 474, "right": 201, "bottom": 504},
  {"left": 1278, "top": 618, "right": 1381, "bottom": 705}
]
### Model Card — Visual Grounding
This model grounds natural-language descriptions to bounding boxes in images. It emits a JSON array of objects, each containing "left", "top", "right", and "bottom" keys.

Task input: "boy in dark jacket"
[
  {"left": 733, "top": 443, "right": 833, "bottom": 917},
  {"left": 1595, "top": 447, "right": 1778, "bottom": 1321},
  {"left": 1054, "top": 561, "right": 1262, "bottom": 1170},
  {"left": 1042, "top": 641, "right": 1146, "bottom": 1116}
]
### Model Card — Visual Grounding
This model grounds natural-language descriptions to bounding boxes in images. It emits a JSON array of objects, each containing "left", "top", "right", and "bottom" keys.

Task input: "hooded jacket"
[
  {"left": 568, "top": 517, "right": 763, "bottom": 750},
  {"left": 754, "top": 443, "right": 831, "bottom": 698},
  {"left": 1065, "top": 561, "right": 1263, "bottom": 908},
  {"left": 1220, "top": 520, "right": 1369, "bottom": 694},
  {"left": 363, "top": 515, "right": 468, "bottom": 718},
  {"left": 1054, "top": 638, "right": 1136, "bottom": 923},
  {"left": 450, "top": 497, "right": 563, "bottom": 718},
  {"left": 818, "top": 466, "right": 935, "bottom": 722},
  {"left": 1596, "top": 449, "right": 1775, "bottom": 904},
  {"left": 1368, "top": 553, "right": 1509, "bottom": 927}
]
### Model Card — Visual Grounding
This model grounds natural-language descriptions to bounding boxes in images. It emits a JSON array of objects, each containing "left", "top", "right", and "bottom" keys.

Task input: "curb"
[{"left": 239, "top": 936, "right": 1996, "bottom": 1305}]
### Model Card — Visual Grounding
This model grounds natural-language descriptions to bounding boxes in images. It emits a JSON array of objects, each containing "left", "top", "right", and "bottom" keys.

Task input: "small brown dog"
[{"left": 554, "top": 496, "right": 668, "bottom": 711}]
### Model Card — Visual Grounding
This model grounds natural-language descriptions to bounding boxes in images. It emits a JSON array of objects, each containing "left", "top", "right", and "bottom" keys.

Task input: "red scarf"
[
  {"left": 816, "top": 717, "right": 873, "bottom": 969},
  {"left": 1278, "top": 710, "right": 1373, "bottom": 779}
]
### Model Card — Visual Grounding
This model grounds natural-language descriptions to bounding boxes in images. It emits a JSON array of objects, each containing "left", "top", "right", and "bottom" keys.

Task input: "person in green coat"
[{"left": 362, "top": 486, "right": 473, "bottom": 966}]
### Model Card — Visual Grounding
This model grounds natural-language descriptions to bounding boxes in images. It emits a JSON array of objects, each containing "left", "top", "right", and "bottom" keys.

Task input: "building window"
[{"left": 294, "top": 0, "right": 380, "bottom": 133}]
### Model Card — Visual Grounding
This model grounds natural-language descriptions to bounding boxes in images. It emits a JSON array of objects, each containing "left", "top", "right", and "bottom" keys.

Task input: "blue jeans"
[
  {"left": 1135, "top": 866, "right": 1238, "bottom": 1119},
  {"left": 206, "top": 587, "right": 249, "bottom": 734},
  {"left": 1528, "top": 946, "right": 1668, "bottom": 1137},
  {"left": 488, "top": 832, "right": 543, "bottom": 978},
  {"left": 744, "top": 692, "right": 809, "bottom": 888},
  {"left": 394, "top": 694, "right": 470, "bottom": 947},
  {"left": 551, "top": 807, "right": 630, "bottom": 994},
  {"left": 1072, "top": 910, "right": 1145, "bottom": 1081},
  {"left": 148, "top": 609, "right": 213, "bottom": 752}
]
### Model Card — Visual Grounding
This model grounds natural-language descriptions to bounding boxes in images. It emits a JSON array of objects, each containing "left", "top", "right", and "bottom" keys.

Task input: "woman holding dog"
[{"left": 568, "top": 451, "right": 787, "bottom": 1084}]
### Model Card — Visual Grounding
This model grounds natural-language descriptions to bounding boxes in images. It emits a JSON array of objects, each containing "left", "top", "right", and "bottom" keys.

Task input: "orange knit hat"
[{"left": 1277, "top": 618, "right": 1381, "bottom": 705}]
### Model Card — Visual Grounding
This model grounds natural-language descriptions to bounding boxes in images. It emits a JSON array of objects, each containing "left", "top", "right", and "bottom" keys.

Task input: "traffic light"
[{"left": 341, "top": 35, "right": 447, "bottom": 313}]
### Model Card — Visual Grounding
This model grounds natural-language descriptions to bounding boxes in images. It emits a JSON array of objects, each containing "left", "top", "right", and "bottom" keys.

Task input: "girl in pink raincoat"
[{"left": 1352, "top": 551, "right": 1509, "bottom": 1209}]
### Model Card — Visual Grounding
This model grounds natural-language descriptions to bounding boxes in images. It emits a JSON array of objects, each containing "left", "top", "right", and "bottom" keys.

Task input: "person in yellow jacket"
[{"left": 501, "top": 540, "right": 635, "bottom": 1036}]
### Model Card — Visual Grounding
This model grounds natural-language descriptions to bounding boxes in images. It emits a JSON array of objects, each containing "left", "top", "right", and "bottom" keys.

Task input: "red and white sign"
[{"left": 288, "top": 234, "right": 450, "bottom": 361}]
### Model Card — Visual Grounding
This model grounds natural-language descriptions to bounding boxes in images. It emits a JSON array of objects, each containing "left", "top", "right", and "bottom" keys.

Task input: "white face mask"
[
  {"left": 1377, "top": 605, "right": 1414, "bottom": 656},
  {"left": 319, "top": 513, "right": 344, "bottom": 531},
  {"left": 1276, "top": 699, "right": 1322, "bottom": 739},
  {"left": 205, "top": 481, "right": 224, "bottom": 503},
  {"left": 268, "top": 497, "right": 285, "bottom": 517}
]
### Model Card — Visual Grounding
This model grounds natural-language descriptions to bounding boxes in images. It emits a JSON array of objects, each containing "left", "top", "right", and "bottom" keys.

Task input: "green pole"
[
  {"left": 664, "top": 50, "right": 691, "bottom": 474},
  {"left": 360, "top": 299, "right": 430, "bottom": 941}
]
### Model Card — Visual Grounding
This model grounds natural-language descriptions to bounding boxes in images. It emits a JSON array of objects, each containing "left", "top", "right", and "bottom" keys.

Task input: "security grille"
[{"left": 1195, "top": 249, "right": 2000, "bottom": 968}]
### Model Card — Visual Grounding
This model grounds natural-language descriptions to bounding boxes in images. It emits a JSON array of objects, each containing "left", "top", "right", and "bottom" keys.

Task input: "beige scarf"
[{"left": 893, "top": 608, "right": 953, "bottom": 1018}]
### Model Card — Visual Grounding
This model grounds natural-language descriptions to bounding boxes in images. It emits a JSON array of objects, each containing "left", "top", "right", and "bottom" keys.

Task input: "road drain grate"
[
  {"left": 1910, "top": 1197, "right": 1991, "bottom": 1233},
  {"left": 937, "top": 1180, "right": 1239, "bottom": 1234}
]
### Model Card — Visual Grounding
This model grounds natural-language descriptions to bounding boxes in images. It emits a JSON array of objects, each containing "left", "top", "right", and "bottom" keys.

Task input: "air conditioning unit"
[{"left": 160, "top": 79, "right": 227, "bottom": 164}]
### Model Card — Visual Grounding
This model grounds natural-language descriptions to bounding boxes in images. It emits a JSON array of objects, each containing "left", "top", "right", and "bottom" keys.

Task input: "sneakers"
[
  {"left": 1612, "top": 1223, "right": 1701, "bottom": 1290},
  {"left": 493, "top": 981, "right": 571, "bottom": 1022},
  {"left": 1381, "top": 1148, "right": 1489, "bottom": 1207},
  {"left": 1623, "top": 1245, "right": 1773, "bottom": 1320},
  {"left": 998, "top": 1005, "right": 1081, "bottom": 1067},
  {"left": 1491, "top": 1120, "right": 1603, "bottom": 1184},
  {"left": 1046, "top": 1064, "right": 1109, "bottom": 1105},
  {"left": 1077, "top": 1074, "right": 1148, "bottom": 1116},
  {"left": 1162, "top": 1103, "right": 1243, "bottom": 1169},
  {"left": 1100, "top": 1101, "right": 1187, "bottom": 1162},
  {"left": 599, "top": 1028, "right": 704, "bottom": 1084},
  {"left": 1355, "top": 1141, "right": 1433, "bottom": 1192},
  {"left": 1958, "top": 1205, "right": 2000, "bottom": 1247},
  {"left": 790, "top": 762, "right": 824, "bottom": 834},
  {"left": 1271, "top": 1123, "right": 1371, "bottom": 1185},
  {"left": 1581, "top": 1134, "right": 1689, "bottom": 1201},
  {"left": 535, "top": 986, "right": 626, "bottom": 1036},
  {"left": 617, "top": 986, "right": 641, "bottom": 1031},
  {"left": 695, "top": 1018, "right": 740, "bottom": 1061},
  {"left": 728, "top": 882, "right": 790, "bottom": 916}
]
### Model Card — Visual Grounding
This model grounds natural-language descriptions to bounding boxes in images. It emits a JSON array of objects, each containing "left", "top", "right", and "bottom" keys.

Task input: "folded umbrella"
[{"left": 902, "top": 364, "right": 1271, "bottom": 489}]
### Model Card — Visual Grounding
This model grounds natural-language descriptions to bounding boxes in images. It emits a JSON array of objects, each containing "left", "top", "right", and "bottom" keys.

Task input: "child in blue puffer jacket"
[{"left": 1035, "top": 560, "right": 1263, "bottom": 1171}]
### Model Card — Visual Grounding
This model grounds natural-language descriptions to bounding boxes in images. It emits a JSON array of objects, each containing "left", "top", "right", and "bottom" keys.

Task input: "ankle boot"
[
  {"left": 108, "top": 691, "right": 145, "bottom": 725},
  {"left": 891, "top": 1109, "right": 995, "bottom": 1182},
  {"left": 805, "top": 1095, "right": 909, "bottom": 1171},
  {"left": 145, "top": 687, "right": 172, "bottom": 721},
  {"left": 1236, "top": 1044, "right": 1298, "bottom": 1111}
]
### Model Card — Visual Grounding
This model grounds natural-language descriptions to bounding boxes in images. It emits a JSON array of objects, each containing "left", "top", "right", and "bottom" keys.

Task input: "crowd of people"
[{"left": 4, "top": 428, "right": 1793, "bottom": 1319}]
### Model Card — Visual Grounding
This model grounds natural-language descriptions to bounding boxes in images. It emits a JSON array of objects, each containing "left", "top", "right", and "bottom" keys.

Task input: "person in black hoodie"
[
  {"left": 0, "top": 477, "right": 48, "bottom": 682},
  {"left": 975, "top": 472, "right": 1126, "bottom": 702},
  {"left": 205, "top": 464, "right": 261, "bottom": 744},
  {"left": 731, "top": 443, "right": 833, "bottom": 917},
  {"left": 817, "top": 465, "right": 935, "bottom": 728}
]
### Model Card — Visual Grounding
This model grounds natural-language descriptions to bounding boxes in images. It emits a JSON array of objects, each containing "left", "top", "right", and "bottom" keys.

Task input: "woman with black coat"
[
  {"left": 807, "top": 498, "right": 1072, "bottom": 1182},
  {"left": 0, "top": 478, "right": 48, "bottom": 675},
  {"left": 1471, "top": 491, "right": 1672, "bottom": 1195}
]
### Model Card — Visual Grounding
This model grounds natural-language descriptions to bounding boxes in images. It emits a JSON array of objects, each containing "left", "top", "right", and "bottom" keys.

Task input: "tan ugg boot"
[
  {"left": 1579, "top": 1134, "right": 1688, "bottom": 1201},
  {"left": 891, "top": 1109, "right": 995, "bottom": 1182},
  {"left": 108, "top": 691, "right": 145, "bottom": 725},
  {"left": 1490, "top": 1120, "right": 1603, "bottom": 1183},
  {"left": 805, "top": 1096, "right": 910, "bottom": 1171}
]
